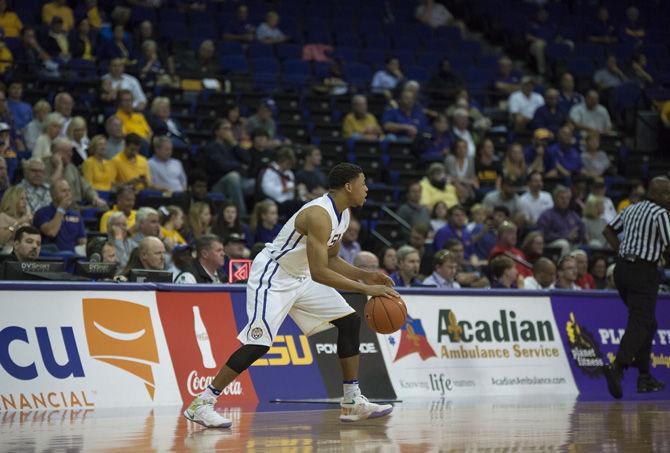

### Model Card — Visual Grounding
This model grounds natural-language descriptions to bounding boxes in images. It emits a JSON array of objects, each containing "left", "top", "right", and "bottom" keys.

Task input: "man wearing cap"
[
  {"left": 17, "top": 158, "right": 52, "bottom": 212},
  {"left": 525, "top": 128, "right": 552, "bottom": 175},
  {"left": 246, "top": 98, "right": 284, "bottom": 148},
  {"left": 508, "top": 76, "right": 545, "bottom": 132},
  {"left": 174, "top": 234, "right": 226, "bottom": 284},
  {"left": 222, "top": 232, "right": 248, "bottom": 274}
]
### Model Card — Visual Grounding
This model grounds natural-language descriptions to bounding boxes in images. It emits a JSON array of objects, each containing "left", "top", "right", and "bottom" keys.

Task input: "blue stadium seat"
[
  {"left": 159, "top": 21, "right": 188, "bottom": 38},
  {"left": 220, "top": 55, "right": 249, "bottom": 74},
  {"left": 546, "top": 42, "right": 572, "bottom": 63},
  {"left": 252, "top": 57, "right": 280, "bottom": 75},
  {"left": 277, "top": 43, "right": 303, "bottom": 61},
  {"left": 282, "top": 59, "right": 311, "bottom": 86},
  {"left": 344, "top": 62, "right": 373, "bottom": 87},
  {"left": 306, "top": 29, "right": 333, "bottom": 44},
  {"left": 332, "top": 47, "right": 358, "bottom": 63},
  {"left": 573, "top": 43, "right": 604, "bottom": 61},
  {"left": 218, "top": 41, "right": 244, "bottom": 56},
  {"left": 365, "top": 35, "right": 392, "bottom": 51},
  {"left": 249, "top": 43, "right": 276, "bottom": 59},
  {"left": 359, "top": 49, "right": 386, "bottom": 68},
  {"left": 336, "top": 33, "right": 362, "bottom": 48},
  {"left": 405, "top": 65, "right": 430, "bottom": 83}
]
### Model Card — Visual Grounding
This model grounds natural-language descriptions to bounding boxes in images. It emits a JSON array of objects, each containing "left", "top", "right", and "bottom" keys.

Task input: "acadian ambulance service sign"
[{"left": 378, "top": 294, "right": 578, "bottom": 397}]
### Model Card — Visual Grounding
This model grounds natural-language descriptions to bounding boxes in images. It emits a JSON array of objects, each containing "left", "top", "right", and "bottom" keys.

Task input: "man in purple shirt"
[
  {"left": 491, "top": 56, "right": 522, "bottom": 103},
  {"left": 382, "top": 89, "right": 428, "bottom": 142},
  {"left": 545, "top": 126, "right": 582, "bottom": 178},
  {"left": 433, "top": 205, "right": 473, "bottom": 255},
  {"left": 531, "top": 88, "right": 567, "bottom": 135},
  {"left": 223, "top": 4, "right": 256, "bottom": 43},
  {"left": 537, "top": 185, "right": 585, "bottom": 257}
]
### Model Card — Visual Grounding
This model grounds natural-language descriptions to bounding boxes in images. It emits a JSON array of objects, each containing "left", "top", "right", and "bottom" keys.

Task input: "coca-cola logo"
[{"left": 187, "top": 370, "right": 242, "bottom": 397}]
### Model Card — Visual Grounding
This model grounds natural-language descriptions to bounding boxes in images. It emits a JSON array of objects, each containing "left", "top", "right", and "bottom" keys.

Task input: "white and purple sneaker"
[{"left": 340, "top": 395, "right": 393, "bottom": 422}]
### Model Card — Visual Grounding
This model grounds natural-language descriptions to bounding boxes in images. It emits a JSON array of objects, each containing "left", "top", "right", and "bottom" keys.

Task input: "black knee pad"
[
  {"left": 332, "top": 312, "right": 361, "bottom": 358},
  {"left": 225, "top": 344, "right": 270, "bottom": 374}
]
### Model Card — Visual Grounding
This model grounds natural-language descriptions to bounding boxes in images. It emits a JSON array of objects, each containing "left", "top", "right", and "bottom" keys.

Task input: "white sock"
[
  {"left": 201, "top": 385, "right": 221, "bottom": 400},
  {"left": 343, "top": 379, "right": 360, "bottom": 400}
]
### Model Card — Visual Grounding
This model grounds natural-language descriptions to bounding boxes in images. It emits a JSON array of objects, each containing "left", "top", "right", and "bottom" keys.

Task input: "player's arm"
[
  {"left": 305, "top": 208, "right": 398, "bottom": 297},
  {"left": 327, "top": 241, "right": 395, "bottom": 287}
]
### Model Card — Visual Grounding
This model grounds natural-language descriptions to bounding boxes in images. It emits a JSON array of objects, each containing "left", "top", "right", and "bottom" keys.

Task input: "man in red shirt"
[
  {"left": 571, "top": 249, "right": 596, "bottom": 289},
  {"left": 489, "top": 221, "right": 533, "bottom": 278}
]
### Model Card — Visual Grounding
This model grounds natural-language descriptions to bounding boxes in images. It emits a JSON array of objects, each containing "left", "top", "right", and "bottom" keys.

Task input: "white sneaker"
[
  {"left": 340, "top": 394, "right": 393, "bottom": 422},
  {"left": 183, "top": 395, "right": 232, "bottom": 428}
]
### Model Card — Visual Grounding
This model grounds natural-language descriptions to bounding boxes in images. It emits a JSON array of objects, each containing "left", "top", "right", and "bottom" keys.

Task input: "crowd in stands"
[{"left": 0, "top": 0, "right": 667, "bottom": 291}]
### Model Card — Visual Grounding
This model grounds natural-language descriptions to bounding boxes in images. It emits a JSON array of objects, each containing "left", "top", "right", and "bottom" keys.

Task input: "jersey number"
[{"left": 328, "top": 233, "right": 342, "bottom": 247}]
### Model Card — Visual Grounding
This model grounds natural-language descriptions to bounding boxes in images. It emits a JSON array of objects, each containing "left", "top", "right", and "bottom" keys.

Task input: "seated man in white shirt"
[
  {"left": 508, "top": 76, "right": 545, "bottom": 132},
  {"left": 260, "top": 147, "right": 303, "bottom": 216},
  {"left": 174, "top": 235, "right": 226, "bottom": 284},
  {"left": 422, "top": 250, "right": 461, "bottom": 288},
  {"left": 102, "top": 58, "right": 148, "bottom": 111},
  {"left": 148, "top": 135, "right": 187, "bottom": 193},
  {"left": 519, "top": 171, "right": 554, "bottom": 225},
  {"left": 523, "top": 257, "right": 556, "bottom": 290}
]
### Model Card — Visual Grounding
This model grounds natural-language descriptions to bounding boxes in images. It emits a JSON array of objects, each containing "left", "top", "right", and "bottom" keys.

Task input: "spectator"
[
  {"left": 450, "top": 108, "right": 477, "bottom": 158},
  {"left": 82, "top": 134, "right": 116, "bottom": 191},
  {"left": 581, "top": 131, "right": 611, "bottom": 178},
  {"left": 419, "top": 162, "right": 458, "bottom": 210},
  {"left": 593, "top": 56, "right": 627, "bottom": 92},
  {"left": 133, "top": 236, "right": 166, "bottom": 272},
  {"left": 114, "top": 89, "right": 151, "bottom": 141},
  {"left": 491, "top": 56, "right": 521, "bottom": 103},
  {"left": 526, "top": 7, "right": 569, "bottom": 76},
  {"left": 24, "top": 100, "right": 51, "bottom": 151},
  {"left": 185, "top": 201, "right": 212, "bottom": 241},
  {"left": 588, "top": 6, "right": 618, "bottom": 45},
  {"left": 430, "top": 201, "right": 448, "bottom": 232},
  {"left": 65, "top": 116, "right": 89, "bottom": 164},
  {"left": 7, "top": 81, "right": 32, "bottom": 134},
  {"left": 130, "top": 207, "right": 161, "bottom": 247},
  {"left": 589, "top": 254, "right": 609, "bottom": 290},
  {"left": 422, "top": 114, "right": 451, "bottom": 163},
  {"left": 45, "top": 137, "right": 106, "bottom": 208},
  {"left": 446, "top": 139, "right": 478, "bottom": 203},
  {"left": 17, "top": 158, "right": 52, "bottom": 213},
  {"left": 444, "top": 238, "right": 489, "bottom": 288},
  {"left": 389, "top": 245, "right": 422, "bottom": 287},
  {"left": 174, "top": 234, "right": 226, "bottom": 284},
  {"left": 447, "top": 89, "right": 492, "bottom": 133},
  {"left": 112, "top": 133, "right": 154, "bottom": 190},
  {"left": 537, "top": 185, "right": 586, "bottom": 256},
  {"left": 342, "top": 95, "right": 384, "bottom": 141},
  {"left": 0, "top": 156, "right": 8, "bottom": 199},
  {"left": 0, "top": 186, "right": 32, "bottom": 253},
  {"left": 70, "top": 18, "right": 96, "bottom": 61},
  {"left": 103, "top": 59, "right": 147, "bottom": 110},
  {"left": 423, "top": 250, "right": 461, "bottom": 288},
  {"left": 33, "top": 179, "right": 85, "bottom": 252},
  {"left": 338, "top": 218, "right": 361, "bottom": 264},
  {"left": 472, "top": 205, "right": 509, "bottom": 261},
  {"left": 407, "top": 222, "right": 433, "bottom": 276},
  {"left": 620, "top": 6, "right": 645, "bottom": 44},
  {"left": 545, "top": 126, "right": 583, "bottom": 178},
  {"left": 489, "top": 255, "right": 519, "bottom": 289},
  {"left": 212, "top": 201, "right": 252, "bottom": 247},
  {"left": 502, "top": 142, "right": 527, "bottom": 181},
  {"left": 100, "top": 184, "right": 136, "bottom": 233},
  {"left": 42, "top": 0, "right": 74, "bottom": 32},
  {"left": 223, "top": 4, "right": 255, "bottom": 43},
  {"left": 475, "top": 139, "right": 501, "bottom": 193},
  {"left": 98, "top": 24, "right": 135, "bottom": 66},
  {"left": 148, "top": 136, "right": 187, "bottom": 193},
  {"left": 426, "top": 58, "right": 463, "bottom": 100},
  {"left": 246, "top": 99, "right": 282, "bottom": 148},
  {"left": 523, "top": 257, "right": 556, "bottom": 290},
  {"left": 397, "top": 181, "right": 431, "bottom": 230},
  {"left": 159, "top": 205, "right": 186, "bottom": 249},
  {"left": 173, "top": 169, "right": 212, "bottom": 214},
  {"left": 489, "top": 220, "right": 532, "bottom": 277},
  {"left": 295, "top": 146, "right": 328, "bottom": 200},
  {"left": 466, "top": 203, "right": 488, "bottom": 235},
  {"left": 312, "top": 58, "right": 349, "bottom": 96},
  {"left": 569, "top": 175, "right": 588, "bottom": 215},
  {"left": 182, "top": 39, "right": 221, "bottom": 79},
  {"left": 42, "top": 16, "right": 70, "bottom": 61},
  {"left": 222, "top": 232, "right": 249, "bottom": 271},
  {"left": 249, "top": 199, "right": 281, "bottom": 244},
  {"left": 16, "top": 27, "right": 52, "bottom": 74},
  {"left": 133, "top": 20, "right": 176, "bottom": 83},
  {"left": 32, "top": 112, "right": 64, "bottom": 160},
  {"left": 260, "top": 147, "right": 300, "bottom": 215},
  {"left": 225, "top": 105, "right": 249, "bottom": 144},
  {"left": 0, "top": 122, "right": 17, "bottom": 166},
  {"left": 415, "top": 0, "right": 455, "bottom": 29},
  {"left": 531, "top": 87, "right": 567, "bottom": 135},
  {"left": 0, "top": 1, "right": 22, "bottom": 38},
  {"left": 256, "top": 11, "right": 289, "bottom": 44},
  {"left": 104, "top": 115, "right": 125, "bottom": 159},
  {"left": 434, "top": 205, "right": 473, "bottom": 253},
  {"left": 628, "top": 53, "right": 654, "bottom": 89},
  {"left": 86, "top": 238, "right": 118, "bottom": 267},
  {"left": 206, "top": 119, "right": 253, "bottom": 216},
  {"left": 509, "top": 76, "right": 544, "bottom": 132},
  {"left": 558, "top": 72, "right": 584, "bottom": 112},
  {"left": 482, "top": 176, "right": 523, "bottom": 219},
  {"left": 519, "top": 171, "right": 553, "bottom": 225},
  {"left": 7, "top": 225, "right": 41, "bottom": 263},
  {"left": 106, "top": 211, "right": 132, "bottom": 268},
  {"left": 371, "top": 56, "right": 404, "bottom": 99},
  {"left": 353, "top": 251, "right": 379, "bottom": 272},
  {"left": 590, "top": 181, "right": 617, "bottom": 223},
  {"left": 571, "top": 249, "right": 595, "bottom": 290},
  {"left": 582, "top": 194, "right": 607, "bottom": 248},
  {"left": 555, "top": 255, "right": 580, "bottom": 290},
  {"left": 147, "top": 97, "right": 187, "bottom": 148},
  {"left": 0, "top": 31, "right": 12, "bottom": 76},
  {"left": 382, "top": 89, "right": 427, "bottom": 142},
  {"left": 616, "top": 179, "right": 645, "bottom": 212},
  {"left": 137, "top": 40, "right": 169, "bottom": 89},
  {"left": 520, "top": 230, "right": 545, "bottom": 264}
]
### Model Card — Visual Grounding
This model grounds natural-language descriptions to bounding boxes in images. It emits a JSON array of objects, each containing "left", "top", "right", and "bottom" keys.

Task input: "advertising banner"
[
  {"left": 379, "top": 294, "right": 578, "bottom": 397},
  {"left": 551, "top": 293, "right": 670, "bottom": 399},
  {"left": 0, "top": 291, "right": 181, "bottom": 411},
  {"left": 309, "top": 293, "right": 396, "bottom": 400},
  {"left": 156, "top": 292, "right": 258, "bottom": 406}
]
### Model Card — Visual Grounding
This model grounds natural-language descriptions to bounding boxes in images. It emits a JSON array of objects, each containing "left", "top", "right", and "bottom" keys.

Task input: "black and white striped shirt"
[{"left": 609, "top": 200, "right": 670, "bottom": 263}]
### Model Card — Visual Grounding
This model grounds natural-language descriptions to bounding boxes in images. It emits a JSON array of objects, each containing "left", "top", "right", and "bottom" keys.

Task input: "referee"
[{"left": 602, "top": 176, "right": 670, "bottom": 398}]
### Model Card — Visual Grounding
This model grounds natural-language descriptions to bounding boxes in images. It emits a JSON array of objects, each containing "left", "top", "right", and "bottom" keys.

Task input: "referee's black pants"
[{"left": 613, "top": 258, "right": 661, "bottom": 374}]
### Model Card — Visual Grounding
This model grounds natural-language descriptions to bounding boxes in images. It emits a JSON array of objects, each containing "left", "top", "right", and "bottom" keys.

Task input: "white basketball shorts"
[{"left": 238, "top": 250, "right": 355, "bottom": 346}]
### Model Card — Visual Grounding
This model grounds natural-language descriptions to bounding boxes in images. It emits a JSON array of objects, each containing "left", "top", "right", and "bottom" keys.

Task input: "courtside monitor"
[
  {"left": 2, "top": 261, "right": 66, "bottom": 280},
  {"left": 128, "top": 269, "right": 173, "bottom": 283},
  {"left": 74, "top": 261, "right": 118, "bottom": 280}
]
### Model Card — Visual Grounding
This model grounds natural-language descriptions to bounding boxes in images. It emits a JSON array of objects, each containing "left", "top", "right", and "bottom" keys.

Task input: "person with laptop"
[{"left": 174, "top": 234, "right": 226, "bottom": 284}]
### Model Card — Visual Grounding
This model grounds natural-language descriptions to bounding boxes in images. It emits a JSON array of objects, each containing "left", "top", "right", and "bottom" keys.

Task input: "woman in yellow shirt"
[
  {"left": 159, "top": 205, "right": 187, "bottom": 249},
  {"left": 0, "top": 2, "right": 22, "bottom": 38},
  {"left": 82, "top": 134, "right": 117, "bottom": 191}
]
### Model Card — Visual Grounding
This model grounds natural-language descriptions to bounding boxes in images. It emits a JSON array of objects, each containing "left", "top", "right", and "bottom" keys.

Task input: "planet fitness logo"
[{"left": 565, "top": 312, "right": 606, "bottom": 378}]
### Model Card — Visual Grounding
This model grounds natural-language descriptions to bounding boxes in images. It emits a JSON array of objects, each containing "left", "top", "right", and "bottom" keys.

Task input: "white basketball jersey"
[{"left": 264, "top": 194, "right": 350, "bottom": 277}]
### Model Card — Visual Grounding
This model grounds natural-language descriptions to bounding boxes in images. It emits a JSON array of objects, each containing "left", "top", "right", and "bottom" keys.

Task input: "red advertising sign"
[{"left": 156, "top": 292, "right": 258, "bottom": 405}]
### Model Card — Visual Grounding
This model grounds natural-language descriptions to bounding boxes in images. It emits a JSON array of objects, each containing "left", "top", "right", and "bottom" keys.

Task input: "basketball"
[{"left": 364, "top": 295, "right": 408, "bottom": 334}]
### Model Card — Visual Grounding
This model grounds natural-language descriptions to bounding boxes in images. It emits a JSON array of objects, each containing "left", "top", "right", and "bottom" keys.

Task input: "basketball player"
[{"left": 184, "top": 163, "right": 400, "bottom": 428}]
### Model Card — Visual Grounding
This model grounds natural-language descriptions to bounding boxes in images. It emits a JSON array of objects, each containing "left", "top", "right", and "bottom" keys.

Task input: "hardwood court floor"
[{"left": 2, "top": 397, "right": 670, "bottom": 452}]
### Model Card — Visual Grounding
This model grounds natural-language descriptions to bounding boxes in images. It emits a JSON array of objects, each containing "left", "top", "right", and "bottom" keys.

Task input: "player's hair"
[
  {"left": 328, "top": 163, "right": 363, "bottom": 190},
  {"left": 195, "top": 234, "right": 222, "bottom": 256}
]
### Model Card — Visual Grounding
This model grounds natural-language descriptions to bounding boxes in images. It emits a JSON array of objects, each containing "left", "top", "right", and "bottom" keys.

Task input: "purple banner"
[{"left": 551, "top": 292, "right": 670, "bottom": 400}]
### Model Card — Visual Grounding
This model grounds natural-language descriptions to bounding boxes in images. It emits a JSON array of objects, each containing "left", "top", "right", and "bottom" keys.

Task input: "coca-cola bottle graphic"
[{"left": 193, "top": 306, "right": 217, "bottom": 368}]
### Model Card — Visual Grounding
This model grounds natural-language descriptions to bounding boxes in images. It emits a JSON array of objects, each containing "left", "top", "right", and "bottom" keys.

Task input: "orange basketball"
[{"left": 364, "top": 295, "right": 408, "bottom": 334}]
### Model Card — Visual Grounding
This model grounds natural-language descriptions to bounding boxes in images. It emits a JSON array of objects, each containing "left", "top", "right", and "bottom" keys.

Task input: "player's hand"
[
  {"left": 365, "top": 285, "right": 400, "bottom": 298},
  {"left": 363, "top": 271, "right": 394, "bottom": 287}
]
